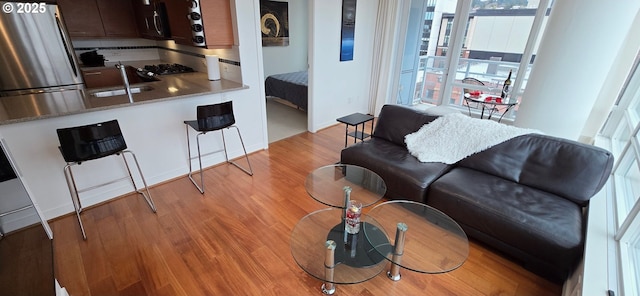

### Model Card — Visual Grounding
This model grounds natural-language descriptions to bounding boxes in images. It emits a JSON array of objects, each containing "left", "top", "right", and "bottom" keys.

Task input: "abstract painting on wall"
[
  {"left": 340, "top": 0, "right": 357, "bottom": 61},
  {"left": 260, "top": 0, "right": 290, "bottom": 46}
]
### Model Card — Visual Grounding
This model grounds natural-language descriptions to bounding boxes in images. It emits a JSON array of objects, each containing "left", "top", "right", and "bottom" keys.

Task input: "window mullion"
[
  {"left": 438, "top": 0, "right": 471, "bottom": 104},
  {"left": 614, "top": 128, "right": 640, "bottom": 240},
  {"left": 511, "top": 0, "right": 550, "bottom": 99}
]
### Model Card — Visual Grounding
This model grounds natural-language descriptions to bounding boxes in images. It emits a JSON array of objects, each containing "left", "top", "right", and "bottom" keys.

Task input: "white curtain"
[{"left": 368, "top": 0, "right": 407, "bottom": 115}]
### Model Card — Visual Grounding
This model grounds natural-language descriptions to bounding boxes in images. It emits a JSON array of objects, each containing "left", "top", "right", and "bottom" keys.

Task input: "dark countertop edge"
[{"left": 0, "top": 75, "right": 249, "bottom": 126}]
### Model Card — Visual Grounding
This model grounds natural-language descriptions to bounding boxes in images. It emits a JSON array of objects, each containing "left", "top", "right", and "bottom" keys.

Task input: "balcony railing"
[{"left": 412, "top": 56, "right": 532, "bottom": 120}]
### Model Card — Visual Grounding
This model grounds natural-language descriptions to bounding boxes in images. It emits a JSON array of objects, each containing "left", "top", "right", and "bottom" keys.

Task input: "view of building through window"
[{"left": 400, "top": 0, "right": 551, "bottom": 120}]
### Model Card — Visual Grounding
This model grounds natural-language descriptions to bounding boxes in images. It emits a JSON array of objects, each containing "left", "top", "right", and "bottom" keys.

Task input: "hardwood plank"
[
  {"left": 51, "top": 123, "right": 562, "bottom": 296},
  {"left": 0, "top": 225, "right": 55, "bottom": 296}
]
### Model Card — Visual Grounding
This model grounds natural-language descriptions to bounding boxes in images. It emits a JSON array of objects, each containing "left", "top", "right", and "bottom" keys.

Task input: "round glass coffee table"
[
  {"left": 292, "top": 164, "right": 388, "bottom": 294},
  {"left": 304, "top": 164, "right": 387, "bottom": 208},
  {"left": 290, "top": 208, "right": 389, "bottom": 290},
  {"left": 363, "top": 200, "right": 469, "bottom": 281}
]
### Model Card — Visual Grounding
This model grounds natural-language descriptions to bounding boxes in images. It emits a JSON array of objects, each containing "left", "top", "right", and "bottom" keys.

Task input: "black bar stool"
[
  {"left": 184, "top": 101, "right": 253, "bottom": 193},
  {"left": 57, "top": 120, "right": 156, "bottom": 240}
]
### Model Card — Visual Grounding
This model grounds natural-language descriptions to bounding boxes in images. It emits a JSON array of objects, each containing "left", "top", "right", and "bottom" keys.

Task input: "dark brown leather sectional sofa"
[{"left": 340, "top": 104, "right": 614, "bottom": 282}]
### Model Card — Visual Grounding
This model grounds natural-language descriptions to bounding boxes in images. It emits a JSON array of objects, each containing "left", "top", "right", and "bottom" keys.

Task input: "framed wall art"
[
  {"left": 340, "top": 0, "right": 357, "bottom": 61},
  {"left": 260, "top": 0, "right": 290, "bottom": 46}
]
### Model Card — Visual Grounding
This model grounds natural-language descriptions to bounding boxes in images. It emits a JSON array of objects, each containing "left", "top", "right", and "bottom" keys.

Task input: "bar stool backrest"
[
  {"left": 57, "top": 120, "right": 127, "bottom": 163},
  {"left": 196, "top": 101, "right": 235, "bottom": 132}
]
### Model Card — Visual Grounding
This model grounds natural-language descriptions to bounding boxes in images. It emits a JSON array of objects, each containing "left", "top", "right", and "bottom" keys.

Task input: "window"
[
  {"left": 398, "top": 0, "right": 552, "bottom": 121},
  {"left": 598, "top": 50, "right": 640, "bottom": 295}
]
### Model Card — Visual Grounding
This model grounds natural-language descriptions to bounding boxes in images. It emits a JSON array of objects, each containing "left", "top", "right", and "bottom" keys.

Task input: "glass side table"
[
  {"left": 363, "top": 200, "right": 469, "bottom": 282},
  {"left": 304, "top": 164, "right": 386, "bottom": 209},
  {"left": 290, "top": 208, "right": 389, "bottom": 294}
]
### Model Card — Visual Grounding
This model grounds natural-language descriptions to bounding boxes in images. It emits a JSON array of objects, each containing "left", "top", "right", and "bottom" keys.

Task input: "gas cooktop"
[{"left": 143, "top": 63, "right": 195, "bottom": 75}]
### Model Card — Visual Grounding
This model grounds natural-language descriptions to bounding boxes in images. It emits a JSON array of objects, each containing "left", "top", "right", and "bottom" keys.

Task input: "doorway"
[{"left": 261, "top": 0, "right": 310, "bottom": 143}]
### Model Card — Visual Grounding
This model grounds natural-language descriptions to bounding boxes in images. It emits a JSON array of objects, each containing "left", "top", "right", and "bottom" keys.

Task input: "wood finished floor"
[{"left": 51, "top": 123, "right": 562, "bottom": 296}]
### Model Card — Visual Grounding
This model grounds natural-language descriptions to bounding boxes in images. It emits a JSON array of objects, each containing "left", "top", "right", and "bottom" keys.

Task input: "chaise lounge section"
[
  {"left": 340, "top": 105, "right": 450, "bottom": 203},
  {"left": 340, "top": 104, "right": 614, "bottom": 282}
]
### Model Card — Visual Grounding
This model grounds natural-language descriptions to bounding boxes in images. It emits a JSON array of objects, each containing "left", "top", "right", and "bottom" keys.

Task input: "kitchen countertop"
[{"left": 0, "top": 68, "right": 247, "bottom": 125}]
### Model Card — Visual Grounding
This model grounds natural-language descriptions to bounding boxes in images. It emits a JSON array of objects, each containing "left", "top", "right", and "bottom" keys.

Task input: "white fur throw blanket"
[{"left": 405, "top": 113, "right": 540, "bottom": 164}]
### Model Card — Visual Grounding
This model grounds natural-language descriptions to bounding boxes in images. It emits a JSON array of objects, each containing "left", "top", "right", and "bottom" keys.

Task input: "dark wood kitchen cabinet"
[
  {"left": 56, "top": 0, "right": 104, "bottom": 37},
  {"left": 81, "top": 68, "right": 123, "bottom": 89},
  {"left": 97, "top": 0, "right": 139, "bottom": 37},
  {"left": 58, "top": 0, "right": 139, "bottom": 38},
  {"left": 201, "top": 0, "right": 234, "bottom": 47},
  {"left": 162, "top": 0, "right": 234, "bottom": 48},
  {"left": 163, "top": 0, "right": 193, "bottom": 45},
  {"left": 131, "top": 0, "right": 171, "bottom": 40}
]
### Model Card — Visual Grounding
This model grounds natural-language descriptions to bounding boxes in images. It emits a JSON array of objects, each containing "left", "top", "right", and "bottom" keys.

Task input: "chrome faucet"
[{"left": 115, "top": 62, "right": 134, "bottom": 103}]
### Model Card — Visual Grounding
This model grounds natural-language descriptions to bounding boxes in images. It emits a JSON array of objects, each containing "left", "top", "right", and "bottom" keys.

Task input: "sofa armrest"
[{"left": 373, "top": 105, "right": 439, "bottom": 146}]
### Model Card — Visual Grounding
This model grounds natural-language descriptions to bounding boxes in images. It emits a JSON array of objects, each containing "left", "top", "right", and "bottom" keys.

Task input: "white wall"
[
  {"left": 514, "top": 0, "right": 640, "bottom": 140},
  {"left": 581, "top": 9, "right": 640, "bottom": 142},
  {"left": 262, "top": 0, "right": 309, "bottom": 77},
  {"left": 308, "top": 0, "right": 379, "bottom": 132},
  {"left": 0, "top": 0, "right": 269, "bottom": 221}
]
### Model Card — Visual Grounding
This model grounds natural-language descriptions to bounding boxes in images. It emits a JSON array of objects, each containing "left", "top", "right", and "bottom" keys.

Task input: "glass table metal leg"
[
  {"left": 388, "top": 222, "right": 408, "bottom": 281},
  {"left": 321, "top": 240, "right": 337, "bottom": 295}
]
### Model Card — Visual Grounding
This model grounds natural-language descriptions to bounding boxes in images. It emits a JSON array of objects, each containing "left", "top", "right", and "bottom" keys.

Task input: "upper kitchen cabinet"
[
  {"left": 163, "top": 0, "right": 193, "bottom": 45},
  {"left": 201, "top": 0, "right": 234, "bottom": 48},
  {"left": 163, "top": 0, "right": 234, "bottom": 48},
  {"left": 56, "top": 0, "right": 104, "bottom": 37},
  {"left": 58, "top": 0, "right": 139, "bottom": 38},
  {"left": 131, "top": 0, "right": 172, "bottom": 40}
]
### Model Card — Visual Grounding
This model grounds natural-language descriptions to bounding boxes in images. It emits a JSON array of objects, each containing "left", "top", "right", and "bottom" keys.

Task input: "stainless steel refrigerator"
[{"left": 0, "top": 2, "right": 83, "bottom": 95}]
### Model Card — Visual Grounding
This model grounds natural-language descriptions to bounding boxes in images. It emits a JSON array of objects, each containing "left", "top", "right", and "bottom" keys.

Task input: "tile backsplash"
[
  {"left": 155, "top": 40, "right": 242, "bottom": 83},
  {"left": 72, "top": 38, "right": 160, "bottom": 63},
  {"left": 72, "top": 38, "right": 242, "bottom": 83}
]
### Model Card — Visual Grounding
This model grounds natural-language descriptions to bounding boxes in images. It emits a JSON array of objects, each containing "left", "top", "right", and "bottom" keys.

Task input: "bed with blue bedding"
[{"left": 265, "top": 71, "right": 308, "bottom": 111}]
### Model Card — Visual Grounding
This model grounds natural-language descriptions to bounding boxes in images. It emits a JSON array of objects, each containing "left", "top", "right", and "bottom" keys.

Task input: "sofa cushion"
[
  {"left": 341, "top": 138, "right": 452, "bottom": 203},
  {"left": 456, "top": 134, "right": 614, "bottom": 206},
  {"left": 427, "top": 167, "right": 584, "bottom": 277},
  {"left": 372, "top": 104, "right": 439, "bottom": 147}
]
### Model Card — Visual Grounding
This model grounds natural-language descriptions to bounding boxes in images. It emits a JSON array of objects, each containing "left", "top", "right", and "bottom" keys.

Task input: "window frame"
[
  {"left": 404, "top": 0, "right": 551, "bottom": 121},
  {"left": 596, "top": 48, "right": 640, "bottom": 295}
]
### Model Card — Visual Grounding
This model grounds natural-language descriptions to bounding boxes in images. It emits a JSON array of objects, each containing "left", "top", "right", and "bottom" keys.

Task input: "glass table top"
[
  {"left": 290, "top": 208, "right": 389, "bottom": 284},
  {"left": 304, "top": 164, "right": 386, "bottom": 208},
  {"left": 363, "top": 200, "right": 469, "bottom": 274}
]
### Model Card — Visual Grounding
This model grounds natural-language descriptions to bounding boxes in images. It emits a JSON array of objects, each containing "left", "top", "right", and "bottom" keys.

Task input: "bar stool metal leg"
[
  {"left": 195, "top": 132, "right": 205, "bottom": 193},
  {"left": 225, "top": 126, "right": 253, "bottom": 176},
  {"left": 121, "top": 151, "right": 157, "bottom": 212},
  {"left": 62, "top": 152, "right": 156, "bottom": 240},
  {"left": 184, "top": 120, "right": 253, "bottom": 194},
  {"left": 63, "top": 163, "right": 87, "bottom": 240},
  {"left": 185, "top": 124, "right": 205, "bottom": 194}
]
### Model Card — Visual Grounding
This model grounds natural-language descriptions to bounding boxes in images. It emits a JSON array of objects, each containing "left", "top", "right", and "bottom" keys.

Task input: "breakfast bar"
[
  {"left": 0, "top": 61, "right": 247, "bottom": 124},
  {"left": 0, "top": 62, "right": 264, "bottom": 222}
]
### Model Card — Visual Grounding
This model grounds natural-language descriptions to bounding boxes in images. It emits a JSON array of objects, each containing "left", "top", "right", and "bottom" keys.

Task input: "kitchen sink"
[
  {"left": 90, "top": 85, "right": 154, "bottom": 98},
  {"left": 83, "top": 65, "right": 160, "bottom": 89}
]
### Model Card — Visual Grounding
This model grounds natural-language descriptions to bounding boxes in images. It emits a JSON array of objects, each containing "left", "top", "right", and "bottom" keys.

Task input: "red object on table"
[
  {"left": 484, "top": 96, "right": 502, "bottom": 103},
  {"left": 469, "top": 90, "right": 482, "bottom": 96}
]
